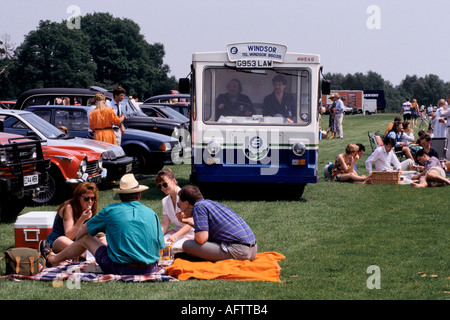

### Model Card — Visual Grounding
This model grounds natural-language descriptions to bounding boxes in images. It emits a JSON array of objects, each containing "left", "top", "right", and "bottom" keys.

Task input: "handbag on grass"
[{"left": 1, "top": 247, "right": 45, "bottom": 276}]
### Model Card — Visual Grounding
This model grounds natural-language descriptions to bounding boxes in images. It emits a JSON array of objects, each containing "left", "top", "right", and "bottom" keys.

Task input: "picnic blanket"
[
  {"left": 166, "top": 252, "right": 285, "bottom": 282},
  {"left": 2, "top": 260, "right": 178, "bottom": 283}
]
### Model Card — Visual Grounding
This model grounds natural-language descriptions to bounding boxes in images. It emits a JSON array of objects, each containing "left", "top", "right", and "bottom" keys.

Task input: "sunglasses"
[
  {"left": 82, "top": 196, "right": 96, "bottom": 202},
  {"left": 157, "top": 182, "right": 168, "bottom": 189}
]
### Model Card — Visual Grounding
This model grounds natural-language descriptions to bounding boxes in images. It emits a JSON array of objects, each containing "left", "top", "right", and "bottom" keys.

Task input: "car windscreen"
[
  {"left": 121, "top": 98, "right": 147, "bottom": 117},
  {"left": 160, "top": 107, "right": 189, "bottom": 122},
  {"left": 20, "top": 113, "right": 67, "bottom": 138}
]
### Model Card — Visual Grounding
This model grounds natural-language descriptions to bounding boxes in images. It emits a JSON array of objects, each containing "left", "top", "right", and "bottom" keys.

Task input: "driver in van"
[
  {"left": 263, "top": 74, "right": 296, "bottom": 123},
  {"left": 215, "top": 79, "right": 255, "bottom": 120}
]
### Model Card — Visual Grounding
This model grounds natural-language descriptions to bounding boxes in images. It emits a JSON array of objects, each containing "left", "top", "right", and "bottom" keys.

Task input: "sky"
[{"left": 1, "top": 0, "right": 449, "bottom": 87}]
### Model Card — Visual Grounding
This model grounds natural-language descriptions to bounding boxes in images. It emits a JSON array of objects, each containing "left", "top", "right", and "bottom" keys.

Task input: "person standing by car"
[
  {"left": 89, "top": 93, "right": 125, "bottom": 145},
  {"left": 331, "top": 94, "right": 344, "bottom": 139},
  {"left": 108, "top": 86, "right": 127, "bottom": 145}
]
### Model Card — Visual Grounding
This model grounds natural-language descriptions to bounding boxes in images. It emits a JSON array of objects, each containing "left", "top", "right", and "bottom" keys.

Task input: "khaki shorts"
[{"left": 426, "top": 166, "right": 446, "bottom": 178}]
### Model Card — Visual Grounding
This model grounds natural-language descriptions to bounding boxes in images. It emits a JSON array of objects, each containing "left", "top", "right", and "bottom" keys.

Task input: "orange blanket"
[{"left": 166, "top": 252, "right": 285, "bottom": 282}]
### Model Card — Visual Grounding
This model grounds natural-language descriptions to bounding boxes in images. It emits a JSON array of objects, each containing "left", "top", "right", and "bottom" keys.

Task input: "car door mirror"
[
  {"left": 322, "top": 80, "right": 331, "bottom": 95},
  {"left": 179, "top": 78, "right": 190, "bottom": 94}
]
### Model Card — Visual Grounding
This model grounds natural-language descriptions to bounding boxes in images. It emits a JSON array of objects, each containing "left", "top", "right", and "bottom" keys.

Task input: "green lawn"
[{"left": 1, "top": 114, "right": 449, "bottom": 300}]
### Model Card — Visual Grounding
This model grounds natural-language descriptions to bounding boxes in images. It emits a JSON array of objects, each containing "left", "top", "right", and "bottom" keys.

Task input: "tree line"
[
  {"left": 324, "top": 71, "right": 450, "bottom": 111},
  {"left": 0, "top": 12, "right": 177, "bottom": 101}
]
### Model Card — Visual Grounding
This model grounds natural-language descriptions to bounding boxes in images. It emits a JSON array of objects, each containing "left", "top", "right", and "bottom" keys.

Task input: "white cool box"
[{"left": 14, "top": 211, "right": 57, "bottom": 249}]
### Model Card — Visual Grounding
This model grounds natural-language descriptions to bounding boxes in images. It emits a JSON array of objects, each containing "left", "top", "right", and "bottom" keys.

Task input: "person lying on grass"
[
  {"left": 330, "top": 143, "right": 370, "bottom": 183},
  {"left": 410, "top": 149, "right": 450, "bottom": 188}
]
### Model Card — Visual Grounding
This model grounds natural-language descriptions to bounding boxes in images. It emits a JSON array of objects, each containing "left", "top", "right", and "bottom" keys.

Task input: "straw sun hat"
[{"left": 113, "top": 173, "right": 149, "bottom": 194}]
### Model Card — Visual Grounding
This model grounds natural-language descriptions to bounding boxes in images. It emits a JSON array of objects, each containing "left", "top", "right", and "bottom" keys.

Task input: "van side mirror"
[
  {"left": 322, "top": 80, "right": 331, "bottom": 95},
  {"left": 179, "top": 78, "right": 190, "bottom": 94}
]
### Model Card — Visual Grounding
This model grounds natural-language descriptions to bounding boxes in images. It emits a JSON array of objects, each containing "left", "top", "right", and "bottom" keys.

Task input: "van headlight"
[
  {"left": 206, "top": 140, "right": 221, "bottom": 157},
  {"left": 292, "top": 142, "right": 306, "bottom": 157}
]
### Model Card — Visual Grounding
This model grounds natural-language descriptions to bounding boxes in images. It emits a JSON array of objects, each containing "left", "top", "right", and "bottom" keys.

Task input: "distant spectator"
[{"left": 400, "top": 98, "right": 412, "bottom": 121}]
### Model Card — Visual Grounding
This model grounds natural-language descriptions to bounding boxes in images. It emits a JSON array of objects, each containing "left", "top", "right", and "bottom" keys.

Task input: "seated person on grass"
[
  {"left": 418, "top": 133, "right": 439, "bottom": 160},
  {"left": 411, "top": 149, "right": 450, "bottom": 188},
  {"left": 331, "top": 144, "right": 369, "bottom": 183},
  {"left": 386, "top": 121, "right": 414, "bottom": 160},
  {"left": 365, "top": 136, "right": 415, "bottom": 175},
  {"left": 176, "top": 185, "right": 257, "bottom": 262},
  {"left": 43, "top": 174, "right": 165, "bottom": 275}
]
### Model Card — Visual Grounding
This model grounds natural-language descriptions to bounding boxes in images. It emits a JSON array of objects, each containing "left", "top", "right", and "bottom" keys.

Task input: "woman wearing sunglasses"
[
  {"left": 155, "top": 169, "right": 194, "bottom": 252},
  {"left": 44, "top": 182, "right": 102, "bottom": 257}
]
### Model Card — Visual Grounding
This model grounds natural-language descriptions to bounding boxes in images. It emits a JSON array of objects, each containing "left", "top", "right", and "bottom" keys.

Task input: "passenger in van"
[
  {"left": 263, "top": 74, "right": 296, "bottom": 123},
  {"left": 215, "top": 79, "right": 255, "bottom": 120}
]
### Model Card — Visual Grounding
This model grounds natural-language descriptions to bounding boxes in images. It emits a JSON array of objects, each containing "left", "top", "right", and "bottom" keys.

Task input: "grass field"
[{"left": 0, "top": 114, "right": 449, "bottom": 301}]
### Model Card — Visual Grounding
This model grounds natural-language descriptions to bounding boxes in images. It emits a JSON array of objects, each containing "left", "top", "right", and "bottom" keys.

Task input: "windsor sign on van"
[{"left": 227, "top": 42, "right": 287, "bottom": 68}]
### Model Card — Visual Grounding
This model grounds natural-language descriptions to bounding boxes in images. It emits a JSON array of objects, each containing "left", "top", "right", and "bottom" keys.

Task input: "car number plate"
[
  {"left": 236, "top": 59, "right": 273, "bottom": 68},
  {"left": 24, "top": 174, "right": 39, "bottom": 186}
]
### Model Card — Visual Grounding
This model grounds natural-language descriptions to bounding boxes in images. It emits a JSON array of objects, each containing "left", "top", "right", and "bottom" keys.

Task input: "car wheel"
[
  {"left": 126, "top": 147, "right": 148, "bottom": 174},
  {"left": 31, "top": 167, "right": 63, "bottom": 205}
]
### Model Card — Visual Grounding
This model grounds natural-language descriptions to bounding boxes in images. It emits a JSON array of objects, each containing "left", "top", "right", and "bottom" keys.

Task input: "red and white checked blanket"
[{"left": 2, "top": 260, "right": 178, "bottom": 282}]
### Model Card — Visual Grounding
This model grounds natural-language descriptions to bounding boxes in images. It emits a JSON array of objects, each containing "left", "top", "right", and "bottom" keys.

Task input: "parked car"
[
  {"left": 143, "top": 94, "right": 190, "bottom": 118},
  {"left": 0, "top": 101, "right": 16, "bottom": 109},
  {"left": 0, "top": 109, "right": 133, "bottom": 182},
  {"left": 26, "top": 105, "right": 183, "bottom": 173},
  {"left": 0, "top": 131, "right": 49, "bottom": 221},
  {"left": 14, "top": 87, "right": 189, "bottom": 140},
  {"left": 38, "top": 143, "right": 106, "bottom": 204},
  {"left": 143, "top": 93, "right": 190, "bottom": 104},
  {"left": 14, "top": 87, "right": 107, "bottom": 110},
  {"left": 324, "top": 104, "right": 354, "bottom": 115}
]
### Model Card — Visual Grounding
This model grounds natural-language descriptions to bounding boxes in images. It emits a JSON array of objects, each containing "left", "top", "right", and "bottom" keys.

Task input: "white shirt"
[
  {"left": 365, "top": 145, "right": 401, "bottom": 174},
  {"left": 161, "top": 187, "right": 189, "bottom": 232},
  {"left": 433, "top": 107, "right": 447, "bottom": 137},
  {"left": 440, "top": 107, "right": 450, "bottom": 127}
]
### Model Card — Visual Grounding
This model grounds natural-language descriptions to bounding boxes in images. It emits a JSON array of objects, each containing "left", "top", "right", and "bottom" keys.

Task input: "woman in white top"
[{"left": 156, "top": 169, "right": 194, "bottom": 251}]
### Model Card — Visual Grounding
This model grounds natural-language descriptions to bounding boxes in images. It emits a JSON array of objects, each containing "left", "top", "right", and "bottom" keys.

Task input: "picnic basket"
[{"left": 371, "top": 171, "right": 400, "bottom": 184}]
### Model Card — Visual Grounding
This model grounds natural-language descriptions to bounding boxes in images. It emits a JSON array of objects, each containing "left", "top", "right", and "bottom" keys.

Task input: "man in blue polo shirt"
[{"left": 176, "top": 185, "right": 257, "bottom": 262}]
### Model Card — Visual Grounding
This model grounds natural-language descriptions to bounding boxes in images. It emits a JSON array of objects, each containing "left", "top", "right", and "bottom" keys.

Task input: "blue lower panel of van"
[{"left": 191, "top": 148, "right": 318, "bottom": 183}]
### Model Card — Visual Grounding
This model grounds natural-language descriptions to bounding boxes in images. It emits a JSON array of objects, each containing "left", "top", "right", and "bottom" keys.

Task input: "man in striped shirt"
[{"left": 176, "top": 185, "right": 257, "bottom": 262}]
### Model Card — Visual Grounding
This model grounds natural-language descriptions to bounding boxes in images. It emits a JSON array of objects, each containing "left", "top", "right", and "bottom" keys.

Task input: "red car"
[{"left": 0, "top": 132, "right": 49, "bottom": 221}]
